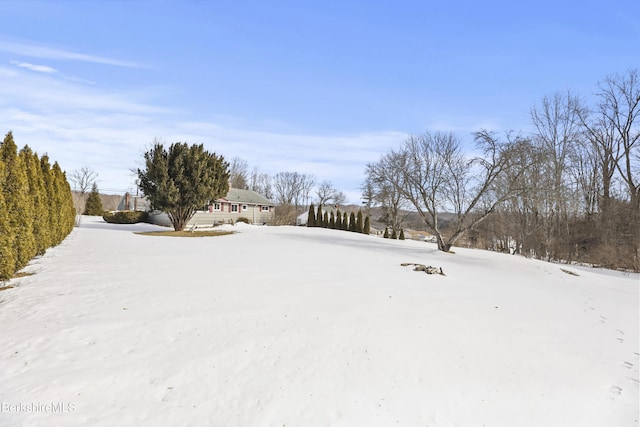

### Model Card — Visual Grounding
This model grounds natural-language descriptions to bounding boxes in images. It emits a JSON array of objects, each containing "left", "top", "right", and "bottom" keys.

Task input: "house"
[
  {"left": 205, "top": 188, "right": 275, "bottom": 225},
  {"left": 147, "top": 187, "right": 276, "bottom": 227}
]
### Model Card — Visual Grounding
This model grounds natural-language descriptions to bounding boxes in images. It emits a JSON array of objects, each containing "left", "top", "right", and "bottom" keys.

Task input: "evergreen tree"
[
  {"left": 391, "top": 228, "right": 398, "bottom": 239},
  {"left": 349, "top": 212, "right": 357, "bottom": 232},
  {"left": 342, "top": 212, "right": 349, "bottom": 230},
  {"left": 363, "top": 216, "right": 371, "bottom": 235},
  {"left": 323, "top": 211, "right": 329, "bottom": 228},
  {"left": 0, "top": 132, "right": 35, "bottom": 272},
  {"left": 329, "top": 211, "right": 335, "bottom": 229},
  {"left": 40, "top": 155, "right": 55, "bottom": 249},
  {"left": 383, "top": 227, "right": 389, "bottom": 238},
  {"left": 316, "top": 204, "right": 323, "bottom": 227},
  {"left": 138, "top": 142, "right": 230, "bottom": 231},
  {"left": 399, "top": 229, "right": 405, "bottom": 240},
  {"left": 336, "top": 208, "right": 342, "bottom": 229},
  {"left": 84, "top": 182, "right": 104, "bottom": 215},
  {"left": 307, "top": 203, "right": 316, "bottom": 227},
  {"left": 50, "top": 162, "right": 75, "bottom": 244},
  {"left": 356, "top": 210, "right": 364, "bottom": 233},
  {"left": 0, "top": 156, "right": 15, "bottom": 281},
  {"left": 59, "top": 164, "right": 77, "bottom": 234},
  {"left": 20, "top": 146, "right": 46, "bottom": 257}
]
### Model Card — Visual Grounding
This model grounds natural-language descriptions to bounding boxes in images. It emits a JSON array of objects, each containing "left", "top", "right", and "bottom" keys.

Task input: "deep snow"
[{"left": 0, "top": 216, "right": 638, "bottom": 426}]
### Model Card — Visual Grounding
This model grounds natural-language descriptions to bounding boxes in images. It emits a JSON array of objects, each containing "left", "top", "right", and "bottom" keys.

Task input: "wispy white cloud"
[
  {"left": 0, "top": 37, "right": 142, "bottom": 68},
  {"left": 10, "top": 60, "right": 57, "bottom": 73},
  {"left": 0, "top": 65, "right": 402, "bottom": 201}
]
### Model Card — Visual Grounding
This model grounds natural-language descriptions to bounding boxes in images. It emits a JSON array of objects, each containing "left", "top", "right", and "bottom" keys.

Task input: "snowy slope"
[{"left": 1, "top": 216, "right": 638, "bottom": 427}]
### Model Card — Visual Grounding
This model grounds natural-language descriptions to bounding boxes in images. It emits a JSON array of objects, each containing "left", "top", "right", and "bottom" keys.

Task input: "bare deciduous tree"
[
  {"left": 315, "top": 180, "right": 346, "bottom": 207},
  {"left": 272, "top": 171, "right": 315, "bottom": 224},
  {"left": 530, "top": 91, "right": 584, "bottom": 260},
  {"left": 249, "top": 166, "right": 273, "bottom": 200},
  {"left": 229, "top": 157, "right": 249, "bottom": 189},
  {"left": 364, "top": 151, "right": 409, "bottom": 234},
  {"left": 597, "top": 69, "right": 640, "bottom": 269},
  {"left": 69, "top": 166, "right": 98, "bottom": 195},
  {"left": 394, "top": 131, "right": 529, "bottom": 252},
  {"left": 69, "top": 166, "right": 98, "bottom": 215}
]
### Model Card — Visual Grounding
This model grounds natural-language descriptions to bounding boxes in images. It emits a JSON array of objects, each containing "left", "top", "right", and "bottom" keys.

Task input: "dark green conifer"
[
  {"left": 356, "top": 210, "right": 364, "bottom": 233},
  {"left": 383, "top": 227, "right": 389, "bottom": 238},
  {"left": 84, "top": 182, "right": 104, "bottom": 215},
  {"left": 349, "top": 212, "right": 357, "bottom": 232},
  {"left": 399, "top": 229, "right": 405, "bottom": 240},
  {"left": 323, "top": 211, "right": 329, "bottom": 228},
  {"left": 363, "top": 216, "right": 370, "bottom": 235},
  {"left": 329, "top": 211, "right": 335, "bottom": 229},
  {"left": 391, "top": 228, "right": 398, "bottom": 239},
  {"left": 316, "top": 204, "right": 323, "bottom": 227},
  {"left": 307, "top": 203, "right": 316, "bottom": 227},
  {"left": 335, "top": 208, "right": 342, "bottom": 229},
  {"left": 342, "top": 212, "right": 348, "bottom": 230}
]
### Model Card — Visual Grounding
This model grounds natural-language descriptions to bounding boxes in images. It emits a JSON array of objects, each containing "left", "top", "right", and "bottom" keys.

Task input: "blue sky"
[{"left": 0, "top": 0, "right": 638, "bottom": 202}]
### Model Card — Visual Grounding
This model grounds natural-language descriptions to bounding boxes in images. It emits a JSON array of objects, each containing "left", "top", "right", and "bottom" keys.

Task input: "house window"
[
  {"left": 261, "top": 206, "right": 270, "bottom": 212},
  {"left": 231, "top": 204, "right": 239, "bottom": 213},
  {"left": 214, "top": 203, "right": 221, "bottom": 211},
  {"left": 242, "top": 205, "right": 248, "bottom": 211}
]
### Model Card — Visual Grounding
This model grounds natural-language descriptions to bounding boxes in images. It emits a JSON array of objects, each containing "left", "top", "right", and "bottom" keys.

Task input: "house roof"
[{"left": 217, "top": 188, "right": 274, "bottom": 205}]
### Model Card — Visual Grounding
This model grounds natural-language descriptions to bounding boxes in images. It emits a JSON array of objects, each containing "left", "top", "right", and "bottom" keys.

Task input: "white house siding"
[
  {"left": 146, "top": 188, "right": 275, "bottom": 227},
  {"left": 149, "top": 206, "right": 273, "bottom": 228}
]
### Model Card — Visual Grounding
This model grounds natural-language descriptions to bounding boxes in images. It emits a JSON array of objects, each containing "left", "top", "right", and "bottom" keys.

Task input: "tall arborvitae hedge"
[
  {"left": 363, "top": 216, "right": 371, "bottom": 235},
  {"left": 40, "top": 155, "right": 55, "bottom": 250},
  {"left": 349, "top": 212, "right": 357, "bottom": 232},
  {"left": 22, "top": 147, "right": 49, "bottom": 256},
  {"left": 0, "top": 157, "right": 15, "bottom": 280},
  {"left": 0, "top": 131, "right": 75, "bottom": 281},
  {"left": 303, "top": 207, "right": 372, "bottom": 236},
  {"left": 307, "top": 203, "right": 316, "bottom": 227},
  {"left": 0, "top": 132, "right": 35, "bottom": 271},
  {"left": 51, "top": 162, "right": 76, "bottom": 243},
  {"left": 316, "top": 204, "right": 323, "bottom": 227},
  {"left": 84, "top": 182, "right": 104, "bottom": 215},
  {"left": 383, "top": 227, "right": 389, "bottom": 238},
  {"left": 399, "top": 229, "right": 405, "bottom": 240},
  {"left": 356, "top": 210, "right": 364, "bottom": 233},
  {"left": 391, "top": 228, "right": 398, "bottom": 239}
]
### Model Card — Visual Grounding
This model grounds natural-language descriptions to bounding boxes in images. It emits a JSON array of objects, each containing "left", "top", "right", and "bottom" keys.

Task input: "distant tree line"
[
  {"left": 364, "top": 69, "right": 639, "bottom": 271},
  {"left": 307, "top": 203, "right": 370, "bottom": 235},
  {"left": 0, "top": 131, "right": 76, "bottom": 281}
]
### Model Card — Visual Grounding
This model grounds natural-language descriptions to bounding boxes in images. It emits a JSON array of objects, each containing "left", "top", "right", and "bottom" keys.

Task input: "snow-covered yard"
[{"left": 1, "top": 216, "right": 638, "bottom": 426}]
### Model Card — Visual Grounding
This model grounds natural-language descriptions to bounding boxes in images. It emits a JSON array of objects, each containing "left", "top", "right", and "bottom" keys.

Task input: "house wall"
[
  {"left": 208, "top": 202, "right": 274, "bottom": 224},
  {"left": 148, "top": 204, "right": 275, "bottom": 228}
]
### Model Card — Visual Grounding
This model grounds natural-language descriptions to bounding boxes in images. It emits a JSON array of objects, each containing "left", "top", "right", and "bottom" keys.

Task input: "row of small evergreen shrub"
[
  {"left": 383, "top": 227, "right": 405, "bottom": 240},
  {"left": 102, "top": 211, "right": 149, "bottom": 224},
  {"left": 306, "top": 204, "right": 371, "bottom": 234},
  {"left": 0, "top": 131, "right": 76, "bottom": 281}
]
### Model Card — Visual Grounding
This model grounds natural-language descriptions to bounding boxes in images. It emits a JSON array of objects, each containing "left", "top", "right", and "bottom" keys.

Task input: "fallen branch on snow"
[{"left": 401, "top": 263, "right": 446, "bottom": 276}]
